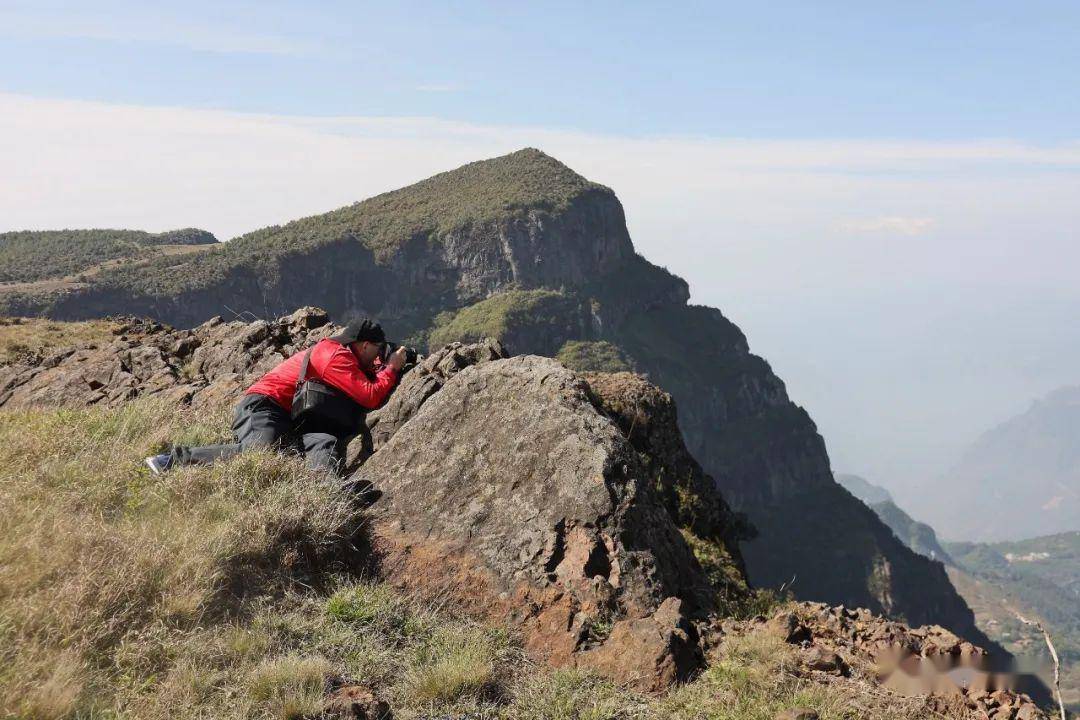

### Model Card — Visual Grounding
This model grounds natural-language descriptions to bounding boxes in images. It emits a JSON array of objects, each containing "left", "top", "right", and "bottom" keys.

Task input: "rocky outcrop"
[
  {"left": 0, "top": 307, "right": 339, "bottom": 410},
  {"left": 726, "top": 604, "right": 1051, "bottom": 720},
  {"left": 354, "top": 355, "right": 739, "bottom": 690}
]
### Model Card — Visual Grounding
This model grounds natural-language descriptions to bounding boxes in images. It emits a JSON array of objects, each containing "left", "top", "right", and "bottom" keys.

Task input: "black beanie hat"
[{"left": 330, "top": 318, "right": 386, "bottom": 345}]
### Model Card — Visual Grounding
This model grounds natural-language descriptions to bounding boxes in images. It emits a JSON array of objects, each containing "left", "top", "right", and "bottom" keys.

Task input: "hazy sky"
[{"left": 2, "top": 1, "right": 1079, "bottom": 502}]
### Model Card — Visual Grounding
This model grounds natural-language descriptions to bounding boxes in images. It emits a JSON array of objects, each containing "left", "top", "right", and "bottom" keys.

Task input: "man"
[{"left": 144, "top": 318, "right": 406, "bottom": 476}]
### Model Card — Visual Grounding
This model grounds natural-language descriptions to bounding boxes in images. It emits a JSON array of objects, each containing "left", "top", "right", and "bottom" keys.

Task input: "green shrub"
[{"left": 326, "top": 582, "right": 408, "bottom": 630}]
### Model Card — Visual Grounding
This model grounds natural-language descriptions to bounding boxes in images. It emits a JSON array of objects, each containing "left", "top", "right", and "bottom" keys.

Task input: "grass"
[
  {"left": 246, "top": 655, "right": 333, "bottom": 719},
  {"left": 0, "top": 399, "right": 995, "bottom": 719},
  {"left": 428, "top": 288, "right": 576, "bottom": 351},
  {"left": 405, "top": 625, "right": 510, "bottom": 705},
  {"left": 557, "top": 340, "right": 634, "bottom": 373},
  {"left": 0, "top": 399, "right": 362, "bottom": 718},
  {"left": 0, "top": 316, "right": 120, "bottom": 365}
]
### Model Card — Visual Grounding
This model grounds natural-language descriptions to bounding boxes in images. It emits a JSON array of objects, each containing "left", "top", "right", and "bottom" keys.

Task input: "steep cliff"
[{"left": 5, "top": 149, "right": 992, "bottom": 648}]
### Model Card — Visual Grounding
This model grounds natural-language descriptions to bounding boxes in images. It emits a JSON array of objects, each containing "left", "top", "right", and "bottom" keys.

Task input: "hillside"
[
  {"left": 918, "top": 385, "right": 1080, "bottom": 542},
  {"left": 0, "top": 228, "right": 217, "bottom": 283},
  {"left": 0, "top": 310, "right": 1051, "bottom": 719},
  {"left": 0, "top": 149, "right": 995, "bottom": 649}
]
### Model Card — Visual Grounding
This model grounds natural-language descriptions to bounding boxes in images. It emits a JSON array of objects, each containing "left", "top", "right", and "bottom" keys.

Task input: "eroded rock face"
[{"left": 355, "top": 356, "right": 723, "bottom": 690}]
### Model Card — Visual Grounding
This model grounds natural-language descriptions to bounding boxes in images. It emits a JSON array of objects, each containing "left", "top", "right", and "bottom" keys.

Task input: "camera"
[{"left": 380, "top": 341, "right": 419, "bottom": 367}]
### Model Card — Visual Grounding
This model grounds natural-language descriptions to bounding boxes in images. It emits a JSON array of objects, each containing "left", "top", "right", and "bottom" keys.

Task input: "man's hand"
[{"left": 387, "top": 346, "right": 408, "bottom": 371}]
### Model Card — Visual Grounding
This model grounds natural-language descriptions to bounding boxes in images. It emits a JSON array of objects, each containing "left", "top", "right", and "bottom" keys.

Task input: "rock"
[
  {"left": 579, "top": 597, "right": 700, "bottom": 692},
  {"left": 766, "top": 611, "right": 811, "bottom": 644},
  {"left": 774, "top": 709, "right": 819, "bottom": 720},
  {"left": 581, "top": 371, "right": 753, "bottom": 573},
  {"left": 323, "top": 684, "right": 390, "bottom": 719},
  {"left": 1014, "top": 704, "right": 1040, "bottom": 720},
  {"left": 344, "top": 339, "right": 509, "bottom": 469},
  {"left": 803, "top": 645, "right": 847, "bottom": 675},
  {"left": 354, "top": 355, "right": 730, "bottom": 690}
]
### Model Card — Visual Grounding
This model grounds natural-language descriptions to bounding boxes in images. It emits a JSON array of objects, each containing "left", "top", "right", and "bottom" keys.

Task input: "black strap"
[{"left": 296, "top": 347, "right": 314, "bottom": 390}]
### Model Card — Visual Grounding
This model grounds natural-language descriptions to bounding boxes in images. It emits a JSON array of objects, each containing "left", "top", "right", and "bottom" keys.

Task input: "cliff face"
[{"left": 7, "top": 149, "right": 991, "bottom": 648}]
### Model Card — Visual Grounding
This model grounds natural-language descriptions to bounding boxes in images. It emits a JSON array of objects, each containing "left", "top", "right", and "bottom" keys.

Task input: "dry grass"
[
  {"left": 246, "top": 655, "right": 334, "bottom": 719},
  {"left": 0, "top": 316, "right": 119, "bottom": 365},
  {"left": 0, "top": 399, "right": 363, "bottom": 718}
]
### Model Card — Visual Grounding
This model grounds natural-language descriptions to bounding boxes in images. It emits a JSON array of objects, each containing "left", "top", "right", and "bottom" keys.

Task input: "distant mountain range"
[{"left": 912, "top": 385, "right": 1080, "bottom": 542}]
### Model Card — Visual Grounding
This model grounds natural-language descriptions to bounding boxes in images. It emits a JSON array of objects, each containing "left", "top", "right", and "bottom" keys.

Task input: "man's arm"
[{"left": 320, "top": 347, "right": 399, "bottom": 409}]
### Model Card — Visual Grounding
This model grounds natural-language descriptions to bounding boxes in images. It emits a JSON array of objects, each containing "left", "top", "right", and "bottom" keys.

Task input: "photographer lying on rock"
[{"left": 144, "top": 319, "right": 407, "bottom": 477}]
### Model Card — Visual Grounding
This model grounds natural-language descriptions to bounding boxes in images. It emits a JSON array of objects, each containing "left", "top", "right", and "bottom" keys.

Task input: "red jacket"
[{"left": 246, "top": 338, "right": 398, "bottom": 412}]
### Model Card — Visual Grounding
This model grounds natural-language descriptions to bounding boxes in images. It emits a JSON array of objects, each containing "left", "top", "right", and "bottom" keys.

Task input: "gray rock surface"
[{"left": 356, "top": 356, "right": 721, "bottom": 688}]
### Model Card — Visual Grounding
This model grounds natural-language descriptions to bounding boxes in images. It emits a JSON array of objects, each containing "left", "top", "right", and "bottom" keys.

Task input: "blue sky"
[
  {"left": 2, "top": 0, "right": 1079, "bottom": 139},
  {"left": 2, "top": 1, "right": 1079, "bottom": 519}
]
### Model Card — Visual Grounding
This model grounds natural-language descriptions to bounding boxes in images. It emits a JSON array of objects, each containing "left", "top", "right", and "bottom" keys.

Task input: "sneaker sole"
[{"left": 144, "top": 457, "right": 163, "bottom": 475}]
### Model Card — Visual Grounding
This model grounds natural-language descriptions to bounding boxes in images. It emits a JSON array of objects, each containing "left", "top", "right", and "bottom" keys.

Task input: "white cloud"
[
  {"left": 0, "top": 6, "right": 316, "bottom": 55},
  {"left": 838, "top": 216, "right": 936, "bottom": 236}
]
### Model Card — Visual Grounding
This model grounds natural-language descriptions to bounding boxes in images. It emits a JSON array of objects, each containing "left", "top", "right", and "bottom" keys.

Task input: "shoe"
[{"left": 144, "top": 453, "right": 172, "bottom": 475}]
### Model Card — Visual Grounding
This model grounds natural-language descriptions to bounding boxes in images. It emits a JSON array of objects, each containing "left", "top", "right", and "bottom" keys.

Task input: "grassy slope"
[
  {"left": 1, "top": 398, "right": 961, "bottom": 720},
  {"left": 0, "top": 229, "right": 215, "bottom": 283}
]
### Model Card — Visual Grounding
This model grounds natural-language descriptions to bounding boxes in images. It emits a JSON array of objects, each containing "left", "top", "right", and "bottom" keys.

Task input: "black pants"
[{"left": 170, "top": 393, "right": 348, "bottom": 475}]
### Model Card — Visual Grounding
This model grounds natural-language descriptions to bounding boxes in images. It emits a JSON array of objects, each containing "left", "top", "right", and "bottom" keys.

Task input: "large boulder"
[{"left": 355, "top": 356, "right": 743, "bottom": 690}]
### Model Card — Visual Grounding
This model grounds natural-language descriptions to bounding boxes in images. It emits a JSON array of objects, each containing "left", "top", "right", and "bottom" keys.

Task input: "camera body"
[{"left": 380, "top": 342, "right": 419, "bottom": 368}]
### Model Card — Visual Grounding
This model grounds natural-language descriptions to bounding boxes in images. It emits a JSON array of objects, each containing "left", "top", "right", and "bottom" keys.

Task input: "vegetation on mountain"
[
  {"left": 87, "top": 148, "right": 608, "bottom": 301},
  {"left": 0, "top": 228, "right": 216, "bottom": 283},
  {"left": 869, "top": 499, "right": 953, "bottom": 565},
  {"left": 557, "top": 340, "right": 634, "bottom": 373},
  {"left": 427, "top": 289, "right": 574, "bottom": 350},
  {"left": 946, "top": 534, "right": 1080, "bottom": 712},
  {"left": 844, "top": 479, "right": 1078, "bottom": 712}
]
